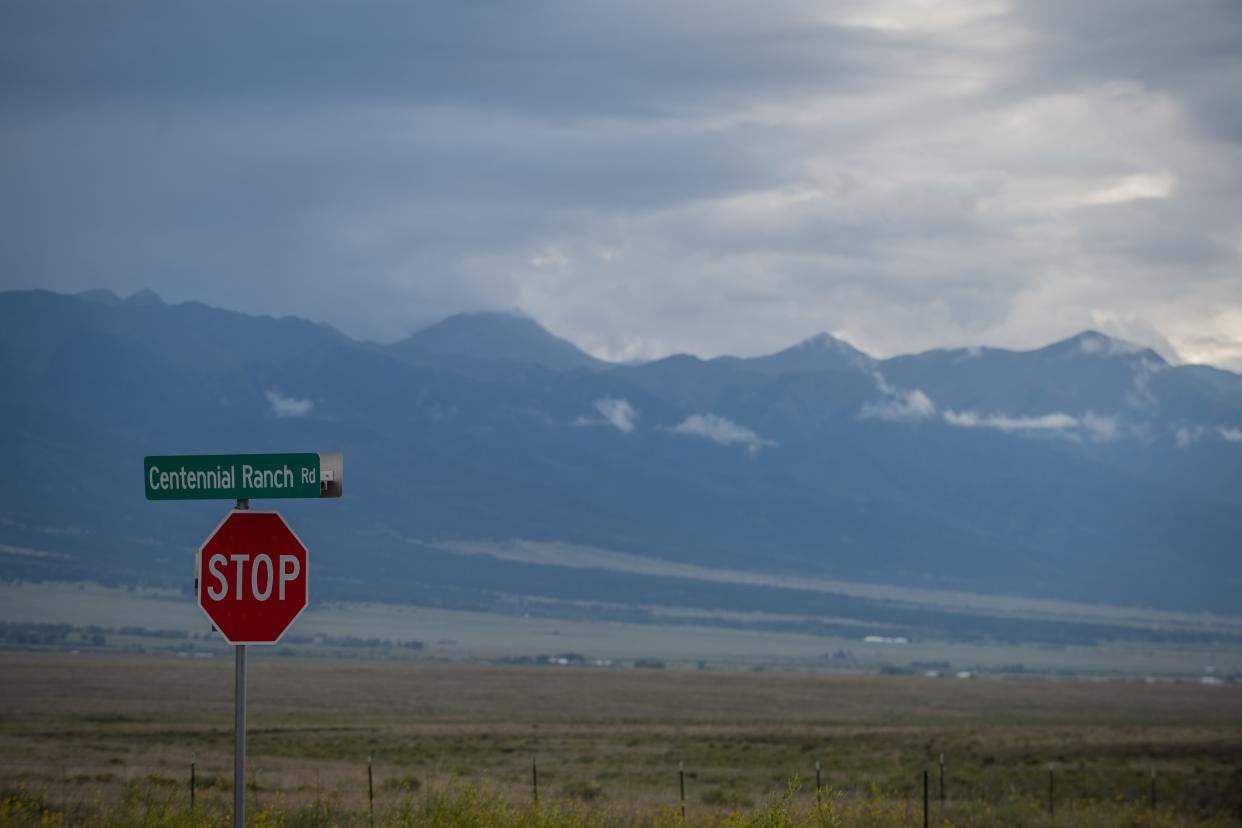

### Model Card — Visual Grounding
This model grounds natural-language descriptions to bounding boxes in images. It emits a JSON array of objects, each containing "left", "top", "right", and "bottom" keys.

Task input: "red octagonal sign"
[{"left": 197, "top": 510, "right": 308, "bottom": 645}]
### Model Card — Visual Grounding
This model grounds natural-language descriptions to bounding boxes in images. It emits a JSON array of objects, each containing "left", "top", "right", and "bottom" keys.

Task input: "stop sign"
[{"left": 197, "top": 510, "right": 308, "bottom": 645}]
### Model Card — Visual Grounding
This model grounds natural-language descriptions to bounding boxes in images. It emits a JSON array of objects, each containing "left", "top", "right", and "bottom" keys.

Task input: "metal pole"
[
  {"left": 368, "top": 755, "right": 374, "bottom": 828},
  {"left": 234, "top": 643, "right": 246, "bottom": 828},
  {"left": 234, "top": 491, "right": 250, "bottom": 828}
]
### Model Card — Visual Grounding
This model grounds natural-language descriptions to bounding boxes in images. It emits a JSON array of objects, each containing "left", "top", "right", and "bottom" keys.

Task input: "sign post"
[
  {"left": 147, "top": 452, "right": 339, "bottom": 828},
  {"left": 198, "top": 506, "right": 309, "bottom": 828},
  {"left": 234, "top": 565, "right": 247, "bottom": 828},
  {"left": 233, "top": 499, "right": 249, "bottom": 828}
]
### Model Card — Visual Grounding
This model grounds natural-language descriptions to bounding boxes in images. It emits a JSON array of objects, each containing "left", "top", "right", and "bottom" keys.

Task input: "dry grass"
[
  {"left": 5, "top": 652, "right": 1241, "bottom": 724},
  {"left": 2, "top": 653, "right": 1240, "bottom": 825}
]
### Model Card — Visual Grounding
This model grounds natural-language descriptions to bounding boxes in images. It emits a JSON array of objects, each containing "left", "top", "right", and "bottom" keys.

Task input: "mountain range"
[{"left": 1, "top": 288, "right": 1240, "bottom": 617}]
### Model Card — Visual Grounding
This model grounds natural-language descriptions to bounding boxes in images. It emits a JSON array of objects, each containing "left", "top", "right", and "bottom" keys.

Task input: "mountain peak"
[
  {"left": 795, "top": 331, "right": 859, "bottom": 351},
  {"left": 124, "top": 288, "right": 165, "bottom": 307},
  {"left": 391, "top": 310, "right": 605, "bottom": 372},
  {"left": 1046, "top": 330, "right": 1168, "bottom": 364},
  {"left": 740, "top": 331, "right": 874, "bottom": 375},
  {"left": 77, "top": 288, "right": 165, "bottom": 307}
]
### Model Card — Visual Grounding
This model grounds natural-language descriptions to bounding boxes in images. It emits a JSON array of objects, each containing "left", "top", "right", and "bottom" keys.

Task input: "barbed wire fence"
[{"left": 0, "top": 750, "right": 1214, "bottom": 826}]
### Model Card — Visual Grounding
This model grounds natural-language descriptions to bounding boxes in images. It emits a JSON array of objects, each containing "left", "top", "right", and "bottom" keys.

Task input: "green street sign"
[{"left": 144, "top": 452, "right": 342, "bottom": 500}]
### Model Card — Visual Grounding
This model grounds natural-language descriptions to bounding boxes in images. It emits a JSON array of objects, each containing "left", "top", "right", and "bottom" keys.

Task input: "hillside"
[{"left": 1, "top": 289, "right": 1240, "bottom": 617}]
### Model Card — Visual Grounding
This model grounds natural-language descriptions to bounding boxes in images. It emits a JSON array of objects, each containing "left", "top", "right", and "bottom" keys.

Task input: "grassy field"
[
  {"left": 4, "top": 580, "right": 1241, "bottom": 678},
  {"left": 2, "top": 652, "right": 1241, "bottom": 826},
  {"left": 439, "top": 539, "right": 1242, "bottom": 633}
]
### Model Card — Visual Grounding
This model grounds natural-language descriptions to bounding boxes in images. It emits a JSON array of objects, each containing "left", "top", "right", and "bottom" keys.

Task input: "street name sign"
[
  {"left": 197, "top": 510, "right": 308, "bottom": 645},
  {"left": 145, "top": 452, "right": 342, "bottom": 500}
]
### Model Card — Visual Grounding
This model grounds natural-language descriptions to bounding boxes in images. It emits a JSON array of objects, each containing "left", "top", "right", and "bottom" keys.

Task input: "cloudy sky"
[{"left": 3, "top": 0, "right": 1241, "bottom": 367}]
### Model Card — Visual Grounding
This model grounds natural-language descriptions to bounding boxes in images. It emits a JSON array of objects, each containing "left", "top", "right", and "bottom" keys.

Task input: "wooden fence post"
[
  {"left": 679, "top": 760, "right": 686, "bottom": 820},
  {"left": 1048, "top": 764, "right": 1055, "bottom": 822},
  {"left": 923, "top": 769, "right": 929, "bottom": 828}
]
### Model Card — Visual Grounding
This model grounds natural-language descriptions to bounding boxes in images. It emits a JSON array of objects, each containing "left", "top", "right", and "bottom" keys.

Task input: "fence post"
[
  {"left": 815, "top": 760, "right": 822, "bottom": 810},
  {"left": 190, "top": 757, "right": 196, "bottom": 811},
  {"left": 532, "top": 757, "right": 538, "bottom": 805},
  {"left": 368, "top": 755, "right": 374, "bottom": 828},
  {"left": 1048, "top": 764, "right": 1055, "bottom": 822},
  {"left": 939, "top": 753, "right": 945, "bottom": 810},
  {"left": 923, "top": 769, "right": 929, "bottom": 828},
  {"left": 1150, "top": 768, "right": 1156, "bottom": 812},
  {"left": 679, "top": 760, "right": 686, "bottom": 820}
]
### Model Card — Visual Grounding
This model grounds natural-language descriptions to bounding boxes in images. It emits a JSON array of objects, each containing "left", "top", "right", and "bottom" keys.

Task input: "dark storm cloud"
[
  {"left": 1, "top": 1, "right": 1240, "bottom": 366},
  {"left": 0, "top": 1, "right": 890, "bottom": 114},
  {"left": 1009, "top": 0, "right": 1242, "bottom": 141}
]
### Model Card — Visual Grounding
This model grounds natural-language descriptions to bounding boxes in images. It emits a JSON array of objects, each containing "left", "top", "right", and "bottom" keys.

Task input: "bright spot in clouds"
[{"left": 1081, "top": 173, "right": 1176, "bottom": 206}]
